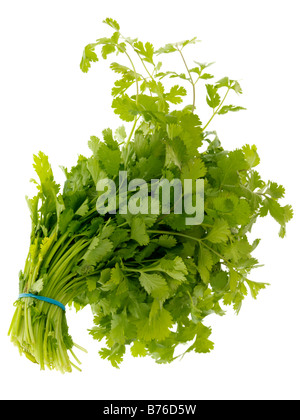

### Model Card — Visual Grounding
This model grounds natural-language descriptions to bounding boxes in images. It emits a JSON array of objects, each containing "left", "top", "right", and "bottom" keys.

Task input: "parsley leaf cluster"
[{"left": 9, "top": 18, "right": 293, "bottom": 372}]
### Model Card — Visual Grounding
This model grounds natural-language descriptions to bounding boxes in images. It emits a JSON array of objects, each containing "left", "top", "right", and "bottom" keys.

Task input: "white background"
[{"left": 0, "top": 0, "right": 299, "bottom": 400}]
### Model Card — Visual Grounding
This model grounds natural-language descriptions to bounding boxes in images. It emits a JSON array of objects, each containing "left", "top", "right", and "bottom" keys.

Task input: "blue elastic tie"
[{"left": 19, "top": 293, "right": 65, "bottom": 311}]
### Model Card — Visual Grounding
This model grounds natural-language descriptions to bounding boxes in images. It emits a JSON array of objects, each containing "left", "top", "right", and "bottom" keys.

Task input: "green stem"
[
  {"left": 124, "top": 50, "right": 139, "bottom": 105},
  {"left": 42, "top": 231, "right": 69, "bottom": 269},
  {"left": 178, "top": 48, "right": 196, "bottom": 112},
  {"left": 200, "top": 239, "right": 233, "bottom": 267},
  {"left": 126, "top": 115, "right": 140, "bottom": 147},
  {"left": 202, "top": 87, "right": 230, "bottom": 131},
  {"left": 147, "top": 229, "right": 201, "bottom": 243},
  {"left": 48, "top": 238, "right": 88, "bottom": 279},
  {"left": 146, "top": 229, "right": 233, "bottom": 267},
  {"left": 138, "top": 55, "right": 154, "bottom": 81},
  {"left": 122, "top": 33, "right": 155, "bottom": 95}
]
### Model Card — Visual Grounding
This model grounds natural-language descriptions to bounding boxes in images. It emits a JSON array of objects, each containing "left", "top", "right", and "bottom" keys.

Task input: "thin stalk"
[
  {"left": 121, "top": 33, "right": 155, "bottom": 94},
  {"left": 126, "top": 115, "right": 140, "bottom": 146},
  {"left": 123, "top": 50, "right": 139, "bottom": 105},
  {"left": 48, "top": 238, "right": 88, "bottom": 279},
  {"left": 136, "top": 54, "right": 155, "bottom": 81},
  {"left": 202, "top": 87, "right": 230, "bottom": 131},
  {"left": 42, "top": 231, "right": 69, "bottom": 269},
  {"left": 145, "top": 229, "right": 233, "bottom": 267},
  {"left": 177, "top": 48, "right": 196, "bottom": 112}
]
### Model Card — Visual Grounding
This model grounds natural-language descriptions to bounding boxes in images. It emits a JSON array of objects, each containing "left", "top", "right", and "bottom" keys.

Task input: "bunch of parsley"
[{"left": 9, "top": 18, "right": 293, "bottom": 372}]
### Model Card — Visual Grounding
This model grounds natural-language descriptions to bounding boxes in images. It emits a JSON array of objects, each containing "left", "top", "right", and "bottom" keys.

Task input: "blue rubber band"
[{"left": 19, "top": 293, "right": 66, "bottom": 311}]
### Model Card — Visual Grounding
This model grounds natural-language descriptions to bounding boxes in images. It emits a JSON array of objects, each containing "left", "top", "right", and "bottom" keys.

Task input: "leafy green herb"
[{"left": 8, "top": 18, "right": 293, "bottom": 372}]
